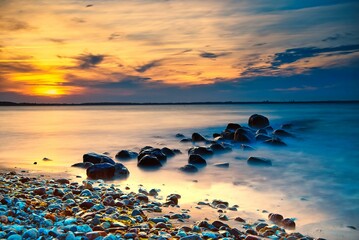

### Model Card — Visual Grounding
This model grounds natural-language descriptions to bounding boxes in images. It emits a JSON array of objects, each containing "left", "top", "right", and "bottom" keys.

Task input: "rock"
[
  {"left": 188, "top": 147, "right": 213, "bottom": 156},
  {"left": 167, "top": 194, "right": 181, "bottom": 205},
  {"left": 180, "top": 164, "right": 198, "bottom": 173},
  {"left": 180, "top": 235, "right": 202, "bottom": 240},
  {"left": 234, "top": 129, "right": 252, "bottom": 143},
  {"left": 226, "top": 123, "right": 241, "bottom": 131},
  {"left": 137, "top": 155, "right": 162, "bottom": 168},
  {"left": 282, "top": 218, "right": 296, "bottom": 230},
  {"left": 213, "top": 162, "right": 229, "bottom": 168},
  {"left": 83, "top": 152, "right": 115, "bottom": 165},
  {"left": 248, "top": 114, "right": 270, "bottom": 129},
  {"left": 115, "top": 150, "right": 138, "bottom": 160},
  {"left": 80, "top": 201, "right": 95, "bottom": 209},
  {"left": 255, "top": 134, "right": 271, "bottom": 142},
  {"left": 180, "top": 138, "right": 192, "bottom": 142},
  {"left": 22, "top": 229, "right": 39, "bottom": 239},
  {"left": 264, "top": 138, "right": 287, "bottom": 146},
  {"left": 273, "top": 129, "right": 293, "bottom": 137},
  {"left": 212, "top": 200, "right": 229, "bottom": 208},
  {"left": 161, "top": 147, "right": 176, "bottom": 157},
  {"left": 210, "top": 143, "right": 231, "bottom": 153},
  {"left": 55, "top": 178, "right": 70, "bottom": 184},
  {"left": 188, "top": 154, "right": 207, "bottom": 166},
  {"left": 85, "top": 231, "right": 107, "bottom": 240},
  {"left": 235, "top": 217, "right": 245, "bottom": 222},
  {"left": 241, "top": 144, "right": 255, "bottom": 151},
  {"left": 247, "top": 157, "right": 272, "bottom": 166},
  {"left": 71, "top": 162, "right": 94, "bottom": 169},
  {"left": 281, "top": 123, "right": 293, "bottom": 129},
  {"left": 86, "top": 163, "right": 115, "bottom": 179},
  {"left": 8, "top": 234, "right": 22, "bottom": 240},
  {"left": 256, "top": 222, "right": 268, "bottom": 231},
  {"left": 245, "top": 235, "right": 260, "bottom": 240},
  {"left": 114, "top": 163, "right": 130, "bottom": 177},
  {"left": 34, "top": 187, "right": 46, "bottom": 195},
  {"left": 176, "top": 133, "right": 185, "bottom": 138},
  {"left": 212, "top": 220, "right": 229, "bottom": 229},
  {"left": 138, "top": 147, "right": 167, "bottom": 162},
  {"left": 192, "top": 132, "right": 206, "bottom": 142},
  {"left": 268, "top": 213, "right": 283, "bottom": 224},
  {"left": 213, "top": 133, "right": 221, "bottom": 138},
  {"left": 53, "top": 188, "right": 64, "bottom": 197},
  {"left": 256, "top": 129, "right": 267, "bottom": 135},
  {"left": 219, "top": 214, "right": 229, "bottom": 221},
  {"left": 221, "top": 130, "right": 235, "bottom": 140},
  {"left": 33, "top": 162, "right": 37, "bottom": 165}
]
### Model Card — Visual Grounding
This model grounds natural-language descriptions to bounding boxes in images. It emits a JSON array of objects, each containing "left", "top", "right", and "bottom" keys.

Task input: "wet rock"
[
  {"left": 235, "top": 216, "right": 245, "bottom": 222},
  {"left": 85, "top": 231, "right": 107, "bottom": 240},
  {"left": 188, "top": 146, "right": 213, "bottom": 157},
  {"left": 114, "top": 163, "right": 130, "bottom": 177},
  {"left": 53, "top": 188, "right": 65, "bottom": 197},
  {"left": 268, "top": 213, "right": 283, "bottom": 224},
  {"left": 241, "top": 144, "right": 255, "bottom": 151},
  {"left": 83, "top": 152, "right": 115, "bottom": 165},
  {"left": 282, "top": 218, "right": 296, "bottom": 230},
  {"left": 273, "top": 129, "right": 293, "bottom": 137},
  {"left": 166, "top": 194, "right": 181, "bottom": 205},
  {"left": 115, "top": 150, "right": 138, "bottom": 160},
  {"left": 221, "top": 130, "right": 235, "bottom": 140},
  {"left": 347, "top": 226, "right": 357, "bottom": 230},
  {"left": 255, "top": 134, "right": 271, "bottom": 142},
  {"left": 188, "top": 154, "right": 207, "bottom": 166},
  {"left": 176, "top": 133, "right": 185, "bottom": 138},
  {"left": 226, "top": 123, "right": 241, "bottom": 131},
  {"left": 180, "top": 138, "right": 192, "bottom": 142},
  {"left": 255, "top": 222, "right": 268, "bottom": 231},
  {"left": 161, "top": 147, "right": 176, "bottom": 157},
  {"left": 138, "top": 147, "right": 167, "bottom": 162},
  {"left": 149, "top": 189, "right": 158, "bottom": 196},
  {"left": 247, "top": 157, "right": 272, "bottom": 166},
  {"left": 192, "top": 132, "right": 207, "bottom": 142},
  {"left": 180, "top": 235, "right": 202, "bottom": 240},
  {"left": 210, "top": 143, "right": 232, "bottom": 153},
  {"left": 246, "top": 229, "right": 258, "bottom": 235},
  {"left": 137, "top": 155, "right": 162, "bottom": 168},
  {"left": 213, "top": 162, "right": 229, "bottom": 168},
  {"left": 86, "top": 163, "right": 115, "bottom": 179},
  {"left": 281, "top": 123, "right": 293, "bottom": 129},
  {"left": 219, "top": 214, "right": 229, "bottom": 221},
  {"left": 256, "top": 129, "right": 267, "bottom": 135},
  {"left": 234, "top": 128, "right": 253, "bottom": 143},
  {"left": 212, "top": 220, "right": 229, "bottom": 229},
  {"left": 180, "top": 164, "right": 198, "bottom": 173},
  {"left": 22, "top": 229, "right": 39, "bottom": 239},
  {"left": 264, "top": 138, "right": 287, "bottom": 146},
  {"left": 55, "top": 178, "right": 70, "bottom": 184},
  {"left": 213, "top": 133, "right": 221, "bottom": 138},
  {"left": 34, "top": 187, "right": 46, "bottom": 195},
  {"left": 212, "top": 200, "right": 229, "bottom": 208},
  {"left": 248, "top": 114, "right": 270, "bottom": 129},
  {"left": 71, "top": 162, "right": 94, "bottom": 169}
]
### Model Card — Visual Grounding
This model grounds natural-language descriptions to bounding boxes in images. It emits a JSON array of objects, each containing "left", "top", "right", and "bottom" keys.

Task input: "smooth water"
[{"left": 0, "top": 104, "right": 358, "bottom": 239}]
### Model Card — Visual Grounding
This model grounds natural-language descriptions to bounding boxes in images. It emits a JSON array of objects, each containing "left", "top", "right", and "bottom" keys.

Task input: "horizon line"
[{"left": 1, "top": 100, "right": 359, "bottom": 106}]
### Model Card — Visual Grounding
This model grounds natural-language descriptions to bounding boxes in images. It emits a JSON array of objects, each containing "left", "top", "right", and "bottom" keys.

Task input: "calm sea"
[{"left": 1, "top": 103, "right": 358, "bottom": 238}]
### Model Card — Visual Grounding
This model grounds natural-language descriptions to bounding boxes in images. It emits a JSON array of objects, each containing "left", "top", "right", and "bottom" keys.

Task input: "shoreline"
[{"left": 0, "top": 171, "right": 317, "bottom": 240}]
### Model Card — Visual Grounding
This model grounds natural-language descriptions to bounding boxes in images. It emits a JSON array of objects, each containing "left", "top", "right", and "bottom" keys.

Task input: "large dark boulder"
[
  {"left": 115, "top": 150, "right": 138, "bottom": 160},
  {"left": 180, "top": 164, "right": 198, "bottom": 173},
  {"left": 188, "top": 147, "right": 213, "bottom": 156},
  {"left": 188, "top": 154, "right": 207, "bottom": 166},
  {"left": 87, "top": 163, "right": 115, "bottom": 179},
  {"left": 83, "top": 152, "right": 115, "bottom": 165},
  {"left": 247, "top": 157, "right": 272, "bottom": 166},
  {"left": 137, "top": 155, "right": 162, "bottom": 168},
  {"left": 192, "top": 133, "right": 206, "bottom": 142},
  {"left": 248, "top": 114, "right": 270, "bottom": 129}
]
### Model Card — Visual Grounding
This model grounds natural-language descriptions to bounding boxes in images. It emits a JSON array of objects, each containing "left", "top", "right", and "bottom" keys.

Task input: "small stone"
[
  {"left": 85, "top": 231, "right": 107, "bottom": 240},
  {"left": 34, "top": 187, "right": 46, "bottom": 195},
  {"left": 213, "top": 162, "right": 229, "bottom": 168},
  {"left": 56, "top": 178, "right": 70, "bottom": 184},
  {"left": 235, "top": 217, "right": 245, "bottom": 222},
  {"left": 22, "top": 229, "right": 39, "bottom": 239},
  {"left": 268, "top": 213, "right": 283, "bottom": 224}
]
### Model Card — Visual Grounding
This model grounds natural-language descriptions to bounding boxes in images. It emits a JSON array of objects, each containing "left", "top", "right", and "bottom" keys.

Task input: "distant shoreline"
[{"left": 0, "top": 100, "right": 359, "bottom": 106}]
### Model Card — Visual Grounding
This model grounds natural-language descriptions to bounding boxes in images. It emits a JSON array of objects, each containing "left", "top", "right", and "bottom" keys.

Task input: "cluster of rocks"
[
  {"left": 177, "top": 114, "right": 297, "bottom": 170},
  {"left": 0, "top": 172, "right": 322, "bottom": 240},
  {"left": 136, "top": 146, "right": 181, "bottom": 168},
  {"left": 72, "top": 153, "right": 130, "bottom": 180}
]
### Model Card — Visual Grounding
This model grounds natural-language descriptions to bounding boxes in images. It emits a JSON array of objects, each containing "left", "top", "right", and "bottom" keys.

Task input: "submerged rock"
[
  {"left": 255, "top": 134, "right": 271, "bottom": 142},
  {"left": 234, "top": 128, "right": 254, "bottom": 143},
  {"left": 282, "top": 218, "right": 296, "bottom": 230},
  {"left": 114, "top": 163, "right": 130, "bottom": 177},
  {"left": 188, "top": 146, "right": 213, "bottom": 156},
  {"left": 210, "top": 143, "right": 232, "bottom": 153},
  {"left": 241, "top": 144, "right": 255, "bottom": 151},
  {"left": 188, "top": 154, "right": 207, "bottom": 166},
  {"left": 213, "top": 162, "right": 229, "bottom": 168},
  {"left": 192, "top": 132, "right": 207, "bottom": 142},
  {"left": 138, "top": 147, "right": 167, "bottom": 162},
  {"left": 248, "top": 114, "right": 270, "bottom": 129},
  {"left": 161, "top": 147, "right": 177, "bottom": 157},
  {"left": 268, "top": 213, "right": 284, "bottom": 224},
  {"left": 83, "top": 152, "right": 115, "bottom": 165},
  {"left": 71, "top": 162, "right": 94, "bottom": 169},
  {"left": 115, "top": 150, "right": 138, "bottom": 160},
  {"left": 86, "top": 163, "right": 115, "bottom": 179},
  {"left": 137, "top": 155, "right": 162, "bottom": 168},
  {"left": 247, "top": 157, "right": 272, "bottom": 166},
  {"left": 226, "top": 123, "right": 241, "bottom": 131},
  {"left": 264, "top": 138, "right": 287, "bottom": 146},
  {"left": 273, "top": 129, "right": 293, "bottom": 137},
  {"left": 180, "top": 164, "right": 198, "bottom": 173}
]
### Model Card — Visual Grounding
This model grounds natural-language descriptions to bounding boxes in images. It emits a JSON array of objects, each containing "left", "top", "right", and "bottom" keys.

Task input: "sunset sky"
[{"left": 0, "top": 0, "right": 358, "bottom": 103}]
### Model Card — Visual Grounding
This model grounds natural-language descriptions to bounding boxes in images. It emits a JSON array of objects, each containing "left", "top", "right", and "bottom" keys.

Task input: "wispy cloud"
[
  {"left": 74, "top": 54, "right": 105, "bottom": 69},
  {"left": 135, "top": 60, "right": 162, "bottom": 73},
  {"left": 199, "top": 52, "right": 231, "bottom": 59}
]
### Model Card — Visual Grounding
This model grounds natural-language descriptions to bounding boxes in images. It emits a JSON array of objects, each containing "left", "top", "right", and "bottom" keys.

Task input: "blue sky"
[{"left": 0, "top": 0, "right": 358, "bottom": 102}]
